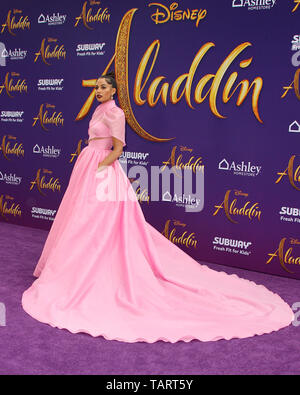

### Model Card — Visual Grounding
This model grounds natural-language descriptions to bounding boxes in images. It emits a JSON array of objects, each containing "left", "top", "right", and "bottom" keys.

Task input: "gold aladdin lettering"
[
  {"left": 0, "top": 195, "right": 21, "bottom": 219},
  {"left": 32, "top": 104, "right": 64, "bottom": 131},
  {"left": 162, "top": 220, "right": 198, "bottom": 249},
  {"left": 0, "top": 135, "right": 24, "bottom": 160},
  {"left": 1, "top": 9, "right": 30, "bottom": 35},
  {"left": 76, "top": 8, "right": 264, "bottom": 145},
  {"left": 213, "top": 189, "right": 262, "bottom": 224},
  {"left": 266, "top": 237, "right": 300, "bottom": 274},
  {"left": 161, "top": 146, "right": 204, "bottom": 177},
  {"left": 34, "top": 38, "right": 66, "bottom": 65},
  {"left": 29, "top": 169, "right": 61, "bottom": 196},
  {"left": 0, "top": 72, "right": 28, "bottom": 97},
  {"left": 74, "top": 1, "right": 110, "bottom": 29}
]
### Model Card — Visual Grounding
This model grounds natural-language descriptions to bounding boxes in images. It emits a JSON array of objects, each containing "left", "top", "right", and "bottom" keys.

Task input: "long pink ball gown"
[{"left": 22, "top": 99, "right": 294, "bottom": 343}]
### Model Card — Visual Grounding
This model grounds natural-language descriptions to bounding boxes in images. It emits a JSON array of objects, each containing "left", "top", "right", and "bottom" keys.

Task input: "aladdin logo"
[
  {"left": 0, "top": 135, "right": 24, "bottom": 160},
  {"left": 34, "top": 38, "right": 66, "bottom": 65},
  {"left": 162, "top": 219, "right": 198, "bottom": 249},
  {"left": 267, "top": 237, "right": 300, "bottom": 274},
  {"left": 38, "top": 13, "right": 67, "bottom": 26},
  {"left": 29, "top": 169, "right": 61, "bottom": 196},
  {"left": 148, "top": 2, "right": 207, "bottom": 27},
  {"left": 213, "top": 189, "right": 262, "bottom": 224},
  {"left": 32, "top": 104, "right": 64, "bottom": 131},
  {"left": 0, "top": 171, "right": 21, "bottom": 185},
  {"left": 76, "top": 9, "right": 264, "bottom": 146},
  {"left": 279, "top": 206, "right": 300, "bottom": 223},
  {"left": 0, "top": 72, "right": 27, "bottom": 97},
  {"left": 33, "top": 144, "right": 61, "bottom": 158},
  {"left": 161, "top": 146, "right": 204, "bottom": 177},
  {"left": 219, "top": 158, "right": 262, "bottom": 176},
  {"left": 74, "top": 0, "right": 110, "bottom": 29},
  {"left": 1, "top": 9, "right": 30, "bottom": 35},
  {"left": 1, "top": 47, "right": 27, "bottom": 60},
  {"left": 275, "top": 155, "right": 300, "bottom": 191},
  {"left": 0, "top": 194, "right": 22, "bottom": 220},
  {"left": 232, "top": 0, "right": 276, "bottom": 9}
]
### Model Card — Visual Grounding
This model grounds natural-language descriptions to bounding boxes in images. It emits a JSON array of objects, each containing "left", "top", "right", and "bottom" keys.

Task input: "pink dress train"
[{"left": 21, "top": 99, "right": 294, "bottom": 343}]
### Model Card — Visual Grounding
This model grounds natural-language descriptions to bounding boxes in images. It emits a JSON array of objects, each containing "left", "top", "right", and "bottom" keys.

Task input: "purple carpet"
[{"left": 0, "top": 221, "right": 299, "bottom": 375}]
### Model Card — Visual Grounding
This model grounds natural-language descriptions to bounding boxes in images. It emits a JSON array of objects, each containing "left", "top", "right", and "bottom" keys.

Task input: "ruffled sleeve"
[{"left": 103, "top": 106, "right": 126, "bottom": 147}]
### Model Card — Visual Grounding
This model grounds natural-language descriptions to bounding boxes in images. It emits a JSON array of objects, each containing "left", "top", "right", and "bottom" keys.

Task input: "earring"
[{"left": 111, "top": 95, "right": 114, "bottom": 99}]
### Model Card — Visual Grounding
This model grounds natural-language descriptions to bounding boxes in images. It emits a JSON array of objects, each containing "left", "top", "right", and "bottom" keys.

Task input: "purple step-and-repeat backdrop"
[{"left": 0, "top": 0, "right": 299, "bottom": 279}]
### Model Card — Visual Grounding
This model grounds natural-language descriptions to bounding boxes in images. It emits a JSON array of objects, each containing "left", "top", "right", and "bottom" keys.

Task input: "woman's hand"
[
  {"left": 96, "top": 165, "right": 108, "bottom": 173},
  {"left": 96, "top": 138, "right": 123, "bottom": 173}
]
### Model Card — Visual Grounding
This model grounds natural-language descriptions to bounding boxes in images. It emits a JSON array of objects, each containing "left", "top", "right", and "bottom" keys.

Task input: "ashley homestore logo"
[
  {"left": 218, "top": 158, "right": 262, "bottom": 177},
  {"left": 232, "top": 0, "right": 276, "bottom": 9}
]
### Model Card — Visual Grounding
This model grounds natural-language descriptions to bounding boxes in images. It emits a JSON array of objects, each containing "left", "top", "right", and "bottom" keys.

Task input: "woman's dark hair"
[{"left": 99, "top": 70, "right": 117, "bottom": 92}]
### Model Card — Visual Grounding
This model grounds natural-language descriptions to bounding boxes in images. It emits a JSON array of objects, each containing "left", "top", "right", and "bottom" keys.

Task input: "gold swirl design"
[{"left": 115, "top": 8, "right": 175, "bottom": 143}]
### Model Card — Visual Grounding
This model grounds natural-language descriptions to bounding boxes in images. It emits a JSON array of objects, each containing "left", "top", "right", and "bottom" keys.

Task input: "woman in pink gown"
[{"left": 22, "top": 71, "right": 294, "bottom": 343}]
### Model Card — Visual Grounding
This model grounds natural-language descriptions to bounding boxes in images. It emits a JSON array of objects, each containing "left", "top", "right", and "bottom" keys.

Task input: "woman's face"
[{"left": 95, "top": 78, "right": 116, "bottom": 103}]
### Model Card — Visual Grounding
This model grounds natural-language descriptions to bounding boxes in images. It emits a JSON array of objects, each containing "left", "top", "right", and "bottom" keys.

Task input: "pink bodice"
[{"left": 88, "top": 99, "right": 126, "bottom": 150}]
